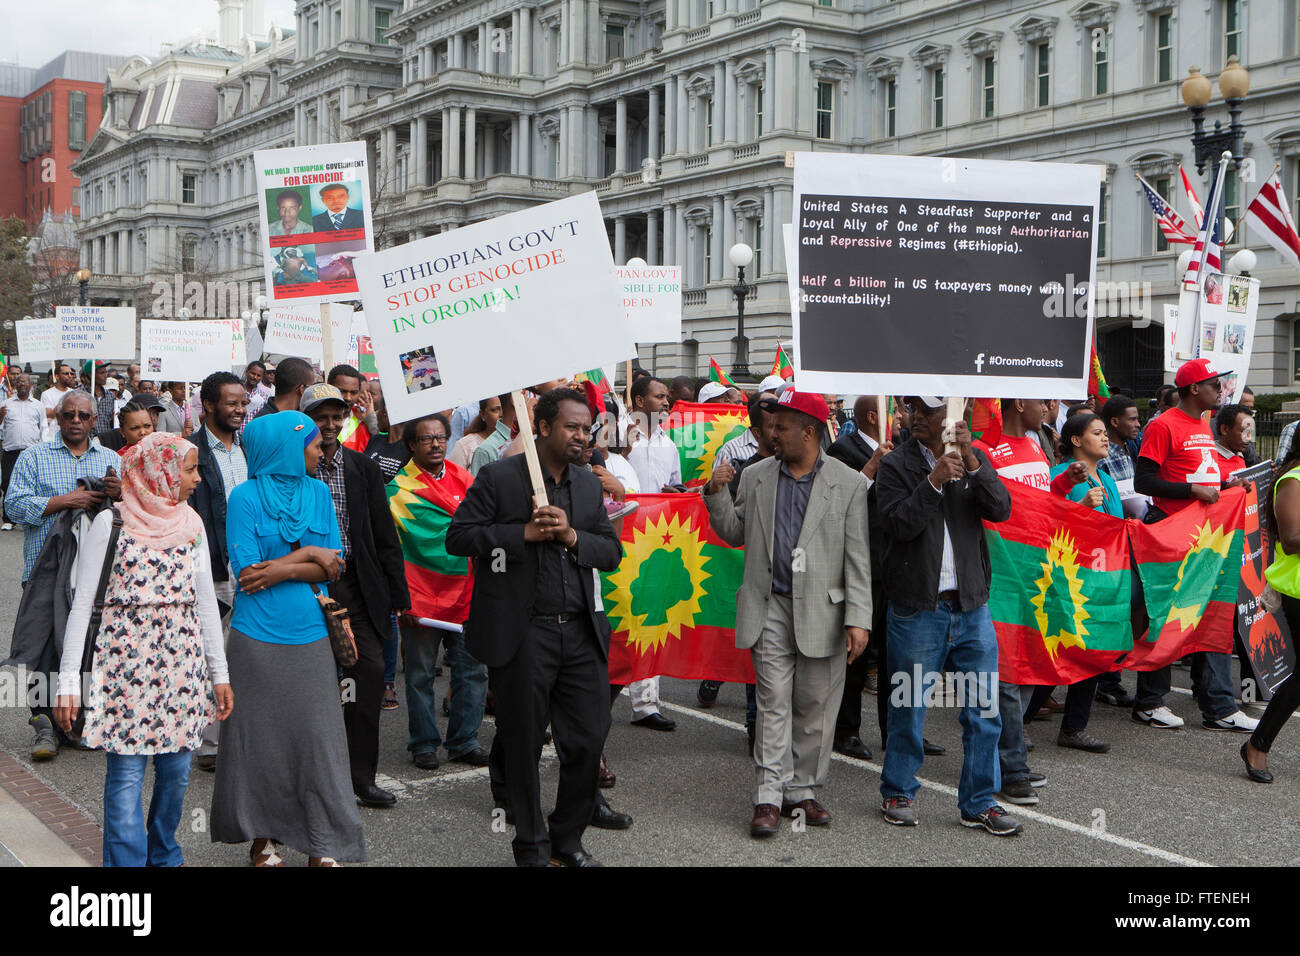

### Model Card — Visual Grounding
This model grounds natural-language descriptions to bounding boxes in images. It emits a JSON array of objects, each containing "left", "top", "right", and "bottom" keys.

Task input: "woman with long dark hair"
[
  {"left": 1241, "top": 447, "right": 1300, "bottom": 783},
  {"left": 447, "top": 395, "right": 504, "bottom": 470},
  {"left": 210, "top": 411, "right": 365, "bottom": 866},
  {"left": 54, "top": 432, "right": 233, "bottom": 866}
]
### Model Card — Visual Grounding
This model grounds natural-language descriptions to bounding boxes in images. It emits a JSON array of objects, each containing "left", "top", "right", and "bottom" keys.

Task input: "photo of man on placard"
[
  {"left": 267, "top": 187, "right": 315, "bottom": 237},
  {"left": 312, "top": 182, "right": 365, "bottom": 232}
]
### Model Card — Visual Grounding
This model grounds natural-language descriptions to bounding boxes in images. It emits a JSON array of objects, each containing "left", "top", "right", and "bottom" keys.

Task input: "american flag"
[
  {"left": 1182, "top": 168, "right": 1224, "bottom": 286},
  {"left": 1137, "top": 175, "right": 1195, "bottom": 245},
  {"left": 1245, "top": 171, "right": 1300, "bottom": 273}
]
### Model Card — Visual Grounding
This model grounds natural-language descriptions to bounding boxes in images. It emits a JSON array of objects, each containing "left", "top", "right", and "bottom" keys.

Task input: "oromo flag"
[
  {"left": 664, "top": 401, "right": 749, "bottom": 488},
  {"left": 986, "top": 481, "right": 1132, "bottom": 684},
  {"left": 387, "top": 458, "right": 474, "bottom": 624},
  {"left": 603, "top": 493, "right": 752, "bottom": 684}
]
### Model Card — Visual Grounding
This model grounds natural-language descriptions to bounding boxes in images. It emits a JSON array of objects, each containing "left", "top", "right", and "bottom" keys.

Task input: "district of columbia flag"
[
  {"left": 1137, "top": 174, "right": 1195, "bottom": 246},
  {"left": 1246, "top": 171, "right": 1300, "bottom": 273}
]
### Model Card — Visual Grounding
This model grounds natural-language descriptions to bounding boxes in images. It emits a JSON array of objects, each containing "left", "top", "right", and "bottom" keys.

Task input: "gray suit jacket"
[{"left": 704, "top": 454, "right": 872, "bottom": 659}]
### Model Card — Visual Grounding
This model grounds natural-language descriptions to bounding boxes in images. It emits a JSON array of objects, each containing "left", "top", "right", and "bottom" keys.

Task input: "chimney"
[
  {"left": 243, "top": 0, "right": 265, "bottom": 41},
  {"left": 217, "top": 0, "right": 245, "bottom": 50}
]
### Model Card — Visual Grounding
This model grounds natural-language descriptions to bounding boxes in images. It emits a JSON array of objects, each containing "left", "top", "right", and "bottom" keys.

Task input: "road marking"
[{"left": 660, "top": 700, "right": 1212, "bottom": 867}]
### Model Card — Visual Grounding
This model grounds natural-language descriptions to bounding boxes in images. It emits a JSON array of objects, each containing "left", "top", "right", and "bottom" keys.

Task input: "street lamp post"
[
  {"left": 75, "top": 267, "right": 92, "bottom": 307},
  {"left": 1180, "top": 58, "right": 1250, "bottom": 177},
  {"left": 729, "top": 243, "right": 754, "bottom": 383}
]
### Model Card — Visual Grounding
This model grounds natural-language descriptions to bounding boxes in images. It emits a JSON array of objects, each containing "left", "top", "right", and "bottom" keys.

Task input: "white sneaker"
[
  {"left": 1132, "top": 706, "right": 1185, "bottom": 728},
  {"left": 0, "top": 523, "right": 11, "bottom": 531},
  {"left": 1203, "top": 710, "right": 1259, "bottom": 732}
]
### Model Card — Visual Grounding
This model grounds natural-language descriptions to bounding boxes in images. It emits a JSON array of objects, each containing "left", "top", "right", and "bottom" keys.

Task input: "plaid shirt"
[
  {"left": 204, "top": 425, "right": 247, "bottom": 500},
  {"left": 79, "top": 386, "right": 119, "bottom": 437},
  {"left": 1099, "top": 440, "right": 1136, "bottom": 484},
  {"left": 6, "top": 435, "right": 121, "bottom": 581},
  {"left": 314, "top": 444, "right": 351, "bottom": 564},
  {"left": 1277, "top": 421, "right": 1299, "bottom": 463}
]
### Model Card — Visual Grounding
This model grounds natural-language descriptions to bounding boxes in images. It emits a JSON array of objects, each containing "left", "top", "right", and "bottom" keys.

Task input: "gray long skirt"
[{"left": 210, "top": 628, "right": 366, "bottom": 862}]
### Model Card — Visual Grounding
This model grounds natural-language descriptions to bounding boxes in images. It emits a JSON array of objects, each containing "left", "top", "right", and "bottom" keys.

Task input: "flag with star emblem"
[
  {"left": 386, "top": 458, "right": 474, "bottom": 623},
  {"left": 1125, "top": 489, "right": 1246, "bottom": 670},
  {"left": 985, "top": 482, "right": 1133, "bottom": 684},
  {"left": 663, "top": 401, "right": 750, "bottom": 488},
  {"left": 603, "top": 493, "right": 753, "bottom": 684}
]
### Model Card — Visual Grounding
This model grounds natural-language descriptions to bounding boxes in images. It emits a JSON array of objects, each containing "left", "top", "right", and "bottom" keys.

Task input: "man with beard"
[
  {"left": 303, "top": 383, "right": 411, "bottom": 807},
  {"left": 191, "top": 372, "right": 250, "bottom": 771},
  {"left": 447, "top": 388, "right": 622, "bottom": 866}
]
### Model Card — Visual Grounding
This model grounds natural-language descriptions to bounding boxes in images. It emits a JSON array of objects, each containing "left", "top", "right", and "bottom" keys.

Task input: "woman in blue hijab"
[{"left": 211, "top": 411, "right": 366, "bottom": 866}]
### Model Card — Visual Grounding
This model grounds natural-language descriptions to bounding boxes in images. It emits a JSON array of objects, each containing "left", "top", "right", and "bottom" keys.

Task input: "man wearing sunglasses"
[{"left": 6, "top": 390, "right": 123, "bottom": 761}]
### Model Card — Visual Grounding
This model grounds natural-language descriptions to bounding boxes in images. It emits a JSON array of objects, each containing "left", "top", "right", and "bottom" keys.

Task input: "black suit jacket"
[
  {"left": 445, "top": 453, "right": 623, "bottom": 669},
  {"left": 827, "top": 430, "right": 886, "bottom": 588},
  {"left": 339, "top": 447, "right": 410, "bottom": 634},
  {"left": 188, "top": 427, "right": 236, "bottom": 582},
  {"left": 312, "top": 207, "right": 364, "bottom": 232}
]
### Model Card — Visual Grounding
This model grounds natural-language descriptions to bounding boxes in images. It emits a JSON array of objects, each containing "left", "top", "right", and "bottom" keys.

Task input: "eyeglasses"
[
  {"left": 411, "top": 435, "right": 448, "bottom": 446},
  {"left": 59, "top": 411, "right": 93, "bottom": 422}
]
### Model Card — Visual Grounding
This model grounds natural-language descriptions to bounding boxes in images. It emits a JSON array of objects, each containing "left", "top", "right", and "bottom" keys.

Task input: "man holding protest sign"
[{"left": 447, "top": 388, "right": 623, "bottom": 867}]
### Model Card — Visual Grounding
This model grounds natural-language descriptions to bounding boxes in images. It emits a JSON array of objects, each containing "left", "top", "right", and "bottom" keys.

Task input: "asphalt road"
[{"left": 1, "top": 525, "right": 1297, "bottom": 867}]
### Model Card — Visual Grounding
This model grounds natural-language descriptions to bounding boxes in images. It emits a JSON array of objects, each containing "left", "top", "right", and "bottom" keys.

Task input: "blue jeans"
[
  {"left": 881, "top": 600, "right": 1002, "bottom": 817},
  {"left": 402, "top": 624, "right": 487, "bottom": 758},
  {"left": 103, "top": 750, "right": 192, "bottom": 867},
  {"left": 383, "top": 614, "right": 399, "bottom": 686}
]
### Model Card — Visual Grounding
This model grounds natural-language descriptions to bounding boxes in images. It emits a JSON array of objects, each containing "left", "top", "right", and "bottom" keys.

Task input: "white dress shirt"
[
  {"left": 2, "top": 396, "right": 46, "bottom": 451},
  {"left": 625, "top": 426, "right": 681, "bottom": 492}
]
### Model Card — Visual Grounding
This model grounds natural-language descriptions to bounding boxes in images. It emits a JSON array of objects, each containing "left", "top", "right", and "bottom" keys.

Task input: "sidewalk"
[{"left": 0, "top": 747, "right": 97, "bottom": 866}]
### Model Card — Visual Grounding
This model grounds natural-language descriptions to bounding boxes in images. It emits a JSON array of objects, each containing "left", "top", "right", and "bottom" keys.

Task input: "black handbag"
[
  {"left": 291, "top": 541, "right": 358, "bottom": 668},
  {"left": 71, "top": 507, "right": 123, "bottom": 737}
]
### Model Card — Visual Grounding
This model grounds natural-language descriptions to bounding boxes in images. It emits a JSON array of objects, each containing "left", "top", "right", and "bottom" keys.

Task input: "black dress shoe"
[
  {"left": 590, "top": 802, "right": 633, "bottom": 830},
  {"left": 631, "top": 712, "right": 676, "bottom": 732},
  {"left": 194, "top": 754, "right": 217, "bottom": 772},
  {"left": 412, "top": 751, "right": 440, "bottom": 770},
  {"left": 450, "top": 748, "right": 490, "bottom": 767},
  {"left": 922, "top": 738, "right": 945, "bottom": 756},
  {"left": 356, "top": 782, "right": 397, "bottom": 807},
  {"left": 550, "top": 848, "right": 601, "bottom": 867},
  {"left": 1241, "top": 742, "right": 1273, "bottom": 783},
  {"left": 834, "top": 736, "right": 872, "bottom": 760}
]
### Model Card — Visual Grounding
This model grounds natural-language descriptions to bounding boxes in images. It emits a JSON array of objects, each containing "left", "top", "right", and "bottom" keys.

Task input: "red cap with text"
[
  {"left": 1174, "top": 357, "right": 1222, "bottom": 389},
  {"left": 759, "top": 389, "right": 830, "bottom": 422}
]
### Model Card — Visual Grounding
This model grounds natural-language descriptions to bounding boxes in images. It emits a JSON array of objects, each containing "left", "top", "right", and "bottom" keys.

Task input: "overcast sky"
[{"left": 6, "top": 0, "right": 298, "bottom": 68}]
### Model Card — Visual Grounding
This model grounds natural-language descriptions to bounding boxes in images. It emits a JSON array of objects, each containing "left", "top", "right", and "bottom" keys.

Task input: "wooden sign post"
[
  {"left": 877, "top": 395, "right": 888, "bottom": 444},
  {"left": 943, "top": 396, "right": 964, "bottom": 461},
  {"left": 512, "top": 389, "right": 549, "bottom": 509},
  {"left": 320, "top": 302, "right": 336, "bottom": 376}
]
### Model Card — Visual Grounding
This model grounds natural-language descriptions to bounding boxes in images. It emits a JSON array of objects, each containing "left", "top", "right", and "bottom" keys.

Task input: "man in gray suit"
[{"left": 705, "top": 389, "right": 872, "bottom": 837}]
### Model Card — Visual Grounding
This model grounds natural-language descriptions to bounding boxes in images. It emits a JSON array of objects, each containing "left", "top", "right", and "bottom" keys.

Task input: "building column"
[
  {"left": 521, "top": 8, "right": 533, "bottom": 73},
  {"left": 677, "top": 208, "right": 688, "bottom": 276},
  {"left": 510, "top": 11, "right": 521, "bottom": 73},
  {"left": 664, "top": 79, "right": 676, "bottom": 155},
  {"left": 383, "top": 125, "right": 397, "bottom": 186},
  {"left": 774, "top": 186, "right": 791, "bottom": 272},
  {"left": 648, "top": 87, "right": 660, "bottom": 162},
  {"left": 614, "top": 216, "right": 627, "bottom": 263},
  {"left": 464, "top": 108, "right": 477, "bottom": 179},
  {"left": 448, "top": 108, "right": 462, "bottom": 178},
  {"left": 664, "top": 204, "right": 676, "bottom": 264},
  {"left": 724, "top": 59, "right": 738, "bottom": 142},
  {"left": 477, "top": 23, "right": 488, "bottom": 71},
  {"left": 647, "top": 211, "right": 659, "bottom": 265},
  {"left": 440, "top": 110, "right": 451, "bottom": 179},
  {"left": 453, "top": 33, "right": 465, "bottom": 68},
  {"left": 713, "top": 62, "right": 725, "bottom": 145},
  {"left": 679, "top": 0, "right": 691, "bottom": 30},
  {"left": 615, "top": 96, "right": 628, "bottom": 173},
  {"left": 557, "top": 110, "right": 567, "bottom": 178},
  {"left": 416, "top": 117, "right": 429, "bottom": 186},
  {"left": 518, "top": 113, "right": 531, "bottom": 175},
  {"left": 711, "top": 196, "right": 724, "bottom": 281},
  {"left": 585, "top": 107, "right": 599, "bottom": 176},
  {"left": 775, "top": 43, "right": 794, "bottom": 130},
  {"left": 677, "top": 78, "right": 690, "bottom": 153},
  {"left": 722, "top": 193, "right": 735, "bottom": 267},
  {"left": 571, "top": 0, "right": 586, "bottom": 64},
  {"left": 763, "top": 186, "right": 774, "bottom": 273}
]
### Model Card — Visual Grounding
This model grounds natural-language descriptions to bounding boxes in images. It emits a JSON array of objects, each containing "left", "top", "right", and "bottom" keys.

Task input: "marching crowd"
[{"left": 1, "top": 352, "right": 1298, "bottom": 867}]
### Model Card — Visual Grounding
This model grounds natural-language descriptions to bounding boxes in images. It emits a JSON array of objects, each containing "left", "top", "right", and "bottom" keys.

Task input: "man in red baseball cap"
[
  {"left": 705, "top": 389, "right": 872, "bottom": 837},
  {"left": 1130, "top": 357, "right": 1257, "bottom": 733}
]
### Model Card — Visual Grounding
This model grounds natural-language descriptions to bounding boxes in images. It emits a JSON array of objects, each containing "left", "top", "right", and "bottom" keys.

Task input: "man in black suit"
[
  {"left": 312, "top": 183, "right": 365, "bottom": 232},
  {"left": 447, "top": 387, "right": 623, "bottom": 867},
  {"left": 302, "top": 383, "right": 411, "bottom": 809}
]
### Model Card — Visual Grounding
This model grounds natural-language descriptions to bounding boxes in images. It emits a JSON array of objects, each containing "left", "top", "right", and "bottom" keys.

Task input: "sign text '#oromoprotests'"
[
  {"left": 797, "top": 194, "right": 1093, "bottom": 378},
  {"left": 378, "top": 220, "right": 579, "bottom": 333}
]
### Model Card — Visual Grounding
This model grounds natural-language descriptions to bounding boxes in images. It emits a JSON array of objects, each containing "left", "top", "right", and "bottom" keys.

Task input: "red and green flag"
[
  {"left": 707, "top": 357, "right": 736, "bottom": 388},
  {"left": 969, "top": 398, "right": 1003, "bottom": 445},
  {"left": 575, "top": 367, "right": 614, "bottom": 397},
  {"left": 387, "top": 459, "right": 474, "bottom": 624},
  {"left": 603, "top": 493, "right": 753, "bottom": 684},
  {"left": 770, "top": 345, "right": 794, "bottom": 380},
  {"left": 1125, "top": 489, "right": 1246, "bottom": 670},
  {"left": 357, "top": 336, "right": 379, "bottom": 379},
  {"left": 1089, "top": 343, "right": 1110, "bottom": 399},
  {"left": 340, "top": 413, "right": 371, "bottom": 453},
  {"left": 663, "top": 401, "right": 750, "bottom": 488},
  {"left": 986, "top": 482, "right": 1134, "bottom": 684}
]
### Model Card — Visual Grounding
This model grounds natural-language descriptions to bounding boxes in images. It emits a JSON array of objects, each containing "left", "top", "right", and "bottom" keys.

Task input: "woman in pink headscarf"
[{"left": 54, "top": 432, "right": 234, "bottom": 867}]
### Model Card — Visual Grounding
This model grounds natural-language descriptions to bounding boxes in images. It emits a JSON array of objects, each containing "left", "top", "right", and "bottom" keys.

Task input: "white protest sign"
[
  {"left": 617, "top": 265, "right": 681, "bottom": 342},
  {"left": 791, "top": 153, "right": 1100, "bottom": 398},
  {"left": 354, "top": 191, "right": 635, "bottom": 423},
  {"left": 264, "top": 303, "right": 353, "bottom": 367},
  {"left": 16, "top": 318, "right": 58, "bottom": 365},
  {"left": 1195, "top": 271, "right": 1258, "bottom": 405},
  {"left": 253, "top": 141, "right": 375, "bottom": 306},
  {"left": 140, "top": 320, "right": 241, "bottom": 383},
  {"left": 56, "top": 306, "right": 137, "bottom": 360}
]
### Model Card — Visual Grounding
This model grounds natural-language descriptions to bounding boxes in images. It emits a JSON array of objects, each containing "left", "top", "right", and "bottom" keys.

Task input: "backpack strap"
[{"left": 78, "top": 506, "right": 123, "bottom": 678}]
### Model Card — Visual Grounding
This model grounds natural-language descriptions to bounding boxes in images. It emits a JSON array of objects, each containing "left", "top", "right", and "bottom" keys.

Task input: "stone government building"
[{"left": 71, "top": 0, "right": 1300, "bottom": 396}]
